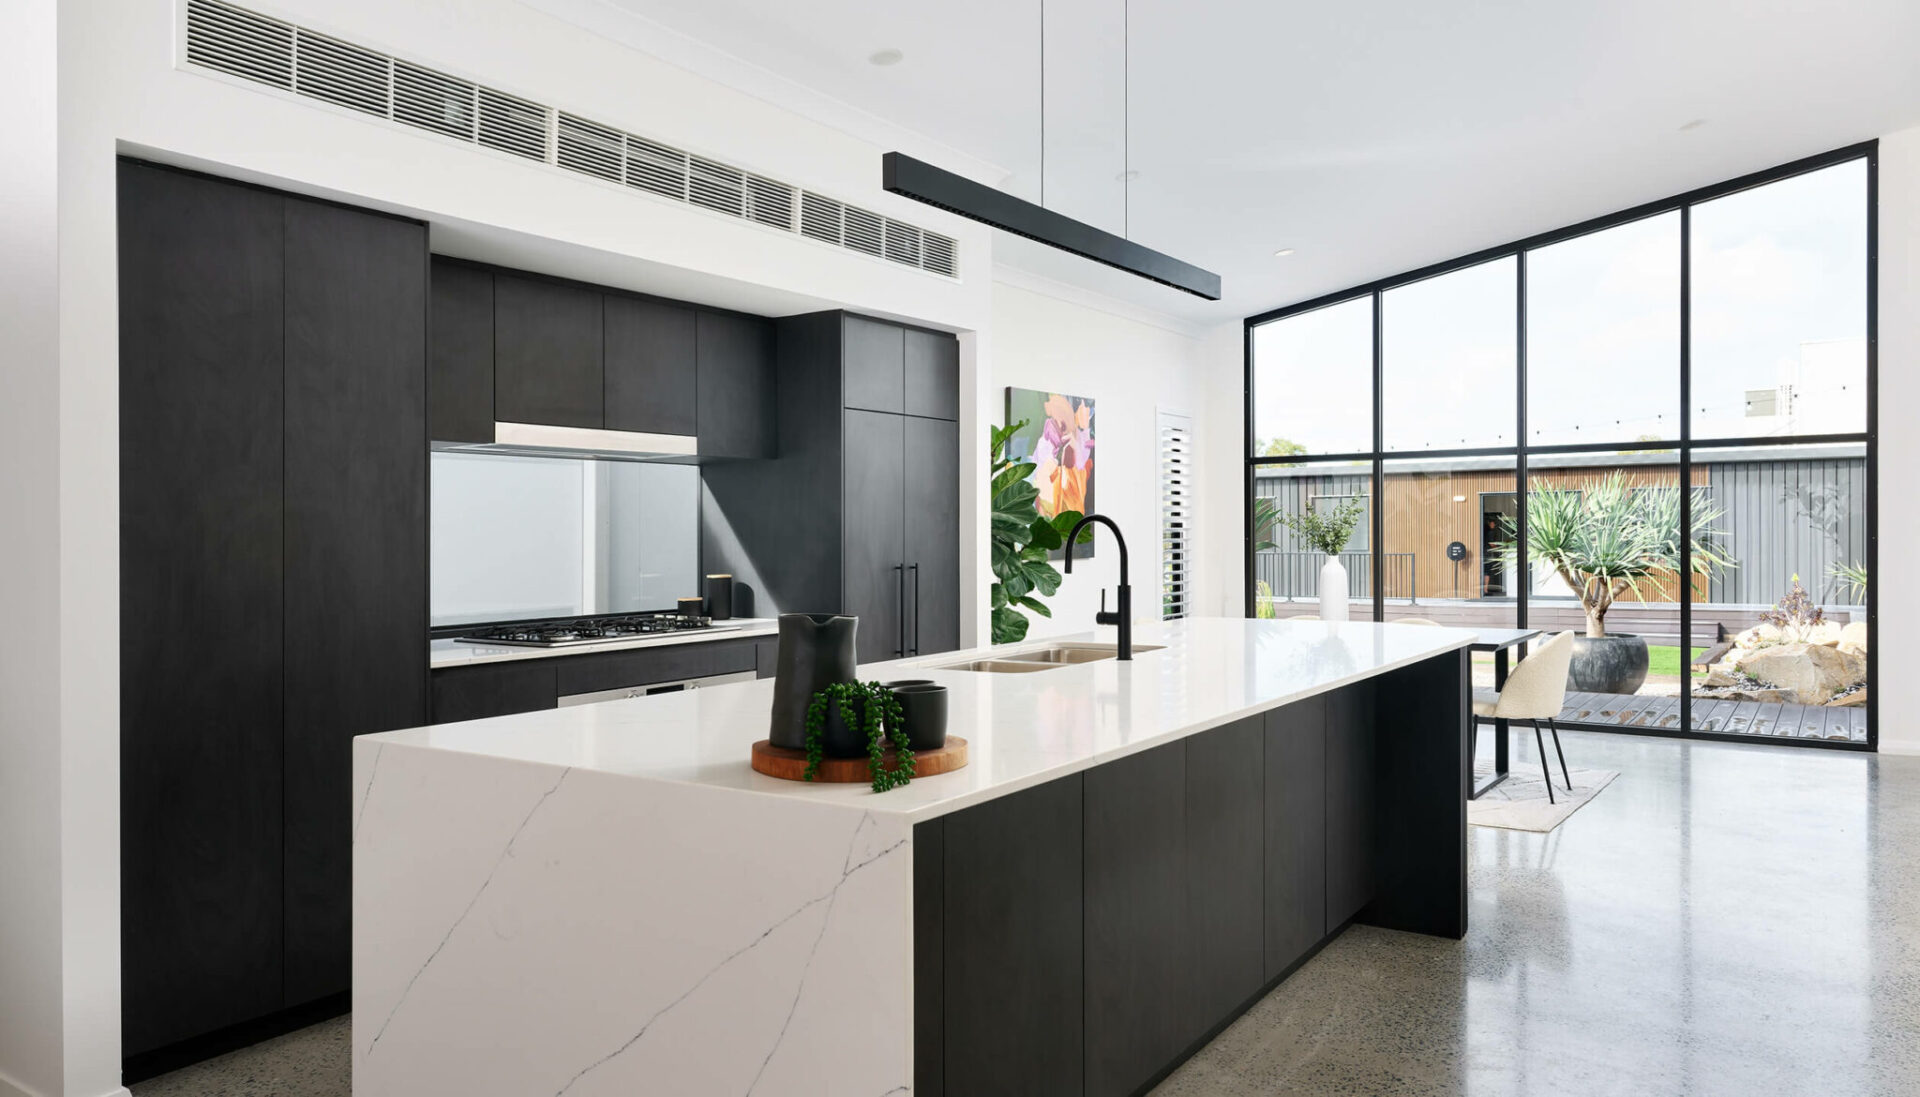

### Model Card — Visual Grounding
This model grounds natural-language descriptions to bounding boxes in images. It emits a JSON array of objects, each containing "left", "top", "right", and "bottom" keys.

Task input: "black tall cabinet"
[
  {"left": 118, "top": 161, "right": 428, "bottom": 1065},
  {"left": 704, "top": 311, "right": 962, "bottom": 660}
]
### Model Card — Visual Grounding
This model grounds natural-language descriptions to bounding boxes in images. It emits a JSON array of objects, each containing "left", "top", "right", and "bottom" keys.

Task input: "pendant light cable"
[
  {"left": 1124, "top": 0, "right": 1129, "bottom": 239},
  {"left": 1039, "top": 0, "right": 1046, "bottom": 208}
]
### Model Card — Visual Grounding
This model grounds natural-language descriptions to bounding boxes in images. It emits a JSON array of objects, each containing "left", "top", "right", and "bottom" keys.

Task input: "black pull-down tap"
[{"left": 1063, "top": 513, "right": 1131, "bottom": 660}]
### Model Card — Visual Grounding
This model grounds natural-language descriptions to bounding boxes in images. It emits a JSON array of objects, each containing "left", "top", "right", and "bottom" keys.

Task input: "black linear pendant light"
[{"left": 883, "top": 0, "right": 1221, "bottom": 300}]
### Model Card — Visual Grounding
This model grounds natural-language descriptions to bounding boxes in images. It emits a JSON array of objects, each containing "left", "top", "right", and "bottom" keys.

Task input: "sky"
[{"left": 1252, "top": 158, "right": 1868, "bottom": 455}]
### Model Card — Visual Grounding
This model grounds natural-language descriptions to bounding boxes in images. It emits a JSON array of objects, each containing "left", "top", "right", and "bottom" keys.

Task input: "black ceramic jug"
[{"left": 768, "top": 614, "right": 859, "bottom": 750}]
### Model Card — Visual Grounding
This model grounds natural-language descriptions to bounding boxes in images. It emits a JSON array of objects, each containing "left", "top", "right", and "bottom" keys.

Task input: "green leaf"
[
  {"left": 1051, "top": 509, "right": 1094, "bottom": 544},
  {"left": 993, "top": 479, "right": 1039, "bottom": 513},
  {"left": 1002, "top": 569, "right": 1034, "bottom": 601},
  {"left": 990, "top": 583, "right": 1008, "bottom": 610},
  {"left": 992, "top": 510, "right": 1033, "bottom": 542},
  {"left": 1027, "top": 517, "right": 1064, "bottom": 551},
  {"left": 1015, "top": 595, "right": 1052, "bottom": 618},
  {"left": 991, "top": 605, "right": 1031, "bottom": 644},
  {"left": 1025, "top": 561, "right": 1063, "bottom": 597},
  {"left": 992, "top": 462, "right": 1037, "bottom": 497}
]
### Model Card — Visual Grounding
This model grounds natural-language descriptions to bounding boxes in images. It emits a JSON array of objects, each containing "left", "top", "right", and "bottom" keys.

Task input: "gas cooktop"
[{"left": 455, "top": 613, "right": 736, "bottom": 648}]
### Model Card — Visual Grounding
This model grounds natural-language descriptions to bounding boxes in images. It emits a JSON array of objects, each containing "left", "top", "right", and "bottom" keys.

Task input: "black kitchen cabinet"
[
  {"left": 1263, "top": 694, "right": 1327, "bottom": 981},
  {"left": 282, "top": 197, "right": 430, "bottom": 1008},
  {"left": 118, "top": 160, "right": 288, "bottom": 1059},
  {"left": 695, "top": 310, "right": 776, "bottom": 458},
  {"left": 1326, "top": 683, "right": 1377, "bottom": 930},
  {"left": 494, "top": 273, "right": 603, "bottom": 429},
  {"left": 118, "top": 161, "right": 430, "bottom": 1069},
  {"left": 431, "top": 662, "right": 559, "bottom": 724},
  {"left": 943, "top": 775, "right": 1084, "bottom": 1096},
  {"left": 904, "top": 327, "right": 960, "bottom": 420},
  {"left": 551, "top": 637, "right": 756, "bottom": 696},
  {"left": 1184, "top": 716, "right": 1266, "bottom": 1042},
  {"left": 904, "top": 416, "right": 960, "bottom": 655},
  {"left": 605, "top": 295, "right": 697, "bottom": 436},
  {"left": 429, "top": 258, "right": 494, "bottom": 443},
  {"left": 845, "top": 410, "right": 908, "bottom": 662},
  {"left": 704, "top": 311, "right": 960, "bottom": 657},
  {"left": 843, "top": 313, "right": 905, "bottom": 413},
  {"left": 1085, "top": 743, "right": 1189, "bottom": 1097}
]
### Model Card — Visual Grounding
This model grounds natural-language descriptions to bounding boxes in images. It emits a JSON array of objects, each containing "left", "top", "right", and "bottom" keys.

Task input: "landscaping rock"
[
  {"left": 1839, "top": 621, "right": 1869, "bottom": 656},
  {"left": 1734, "top": 624, "right": 1782, "bottom": 650},
  {"left": 1738, "top": 642, "right": 1864, "bottom": 705},
  {"left": 1805, "top": 620, "right": 1845, "bottom": 648},
  {"left": 1827, "top": 687, "right": 1867, "bottom": 709}
]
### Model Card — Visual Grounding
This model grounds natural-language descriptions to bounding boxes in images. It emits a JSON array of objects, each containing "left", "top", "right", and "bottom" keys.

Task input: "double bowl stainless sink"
[{"left": 933, "top": 641, "right": 1163, "bottom": 673}]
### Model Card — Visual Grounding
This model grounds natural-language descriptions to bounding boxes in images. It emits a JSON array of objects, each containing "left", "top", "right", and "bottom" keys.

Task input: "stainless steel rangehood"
[{"left": 431, "top": 422, "right": 701, "bottom": 463}]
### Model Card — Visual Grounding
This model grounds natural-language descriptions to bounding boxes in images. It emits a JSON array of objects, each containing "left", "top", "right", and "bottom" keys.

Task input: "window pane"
[
  {"left": 1383, "top": 256, "right": 1517, "bottom": 451},
  {"left": 1250, "top": 297, "right": 1372, "bottom": 457},
  {"left": 1689, "top": 443, "right": 1867, "bottom": 742},
  {"left": 1251, "top": 459, "right": 1376, "bottom": 621},
  {"left": 1690, "top": 160, "right": 1867, "bottom": 439},
  {"left": 1380, "top": 455, "right": 1518, "bottom": 624},
  {"left": 1526, "top": 213, "right": 1680, "bottom": 445},
  {"left": 1522, "top": 457, "right": 1683, "bottom": 719}
]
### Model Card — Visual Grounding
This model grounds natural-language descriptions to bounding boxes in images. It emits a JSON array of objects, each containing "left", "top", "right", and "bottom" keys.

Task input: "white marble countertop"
[
  {"left": 428, "top": 618, "right": 779, "bottom": 668},
  {"left": 376, "top": 617, "right": 1474, "bottom": 819}
]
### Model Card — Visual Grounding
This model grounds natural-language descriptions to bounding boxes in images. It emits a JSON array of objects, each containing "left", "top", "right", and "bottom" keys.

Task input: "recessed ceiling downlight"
[
  {"left": 1273, "top": 247, "right": 1295, "bottom": 257},
  {"left": 1680, "top": 119, "right": 1708, "bottom": 131},
  {"left": 869, "top": 48, "right": 904, "bottom": 66}
]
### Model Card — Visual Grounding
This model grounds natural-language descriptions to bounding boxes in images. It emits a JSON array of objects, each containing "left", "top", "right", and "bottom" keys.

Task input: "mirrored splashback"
[{"left": 430, "top": 452, "right": 701, "bottom": 628}]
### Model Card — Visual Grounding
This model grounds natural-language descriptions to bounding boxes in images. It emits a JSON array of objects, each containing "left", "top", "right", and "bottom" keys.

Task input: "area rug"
[{"left": 1468, "top": 763, "right": 1618, "bottom": 833}]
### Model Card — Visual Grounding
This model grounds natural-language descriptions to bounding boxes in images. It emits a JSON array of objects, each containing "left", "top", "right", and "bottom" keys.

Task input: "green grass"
[{"left": 1648, "top": 644, "right": 1707, "bottom": 679}]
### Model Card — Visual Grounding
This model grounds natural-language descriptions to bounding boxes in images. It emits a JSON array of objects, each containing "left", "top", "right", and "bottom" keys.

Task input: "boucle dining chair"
[{"left": 1472, "top": 631, "right": 1576, "bottom": 803}]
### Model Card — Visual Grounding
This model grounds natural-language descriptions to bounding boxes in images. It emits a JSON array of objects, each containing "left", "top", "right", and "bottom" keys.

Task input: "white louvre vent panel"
[
  {"left": 689, "top": 157, "right": 746, "bottom": 217},
  {"left": 844, "top": 206, "right": 885, "bottom": 257},
  {"left": 476, "top": 87, "right": 546, "bottom": 161},
  {"left": 799, "top": 192, "right": 843, "bottom": 244},
  {"left": 1160, "top": 411, "right": 1194, "bottom": 620},
  {"left": 393, "top": 61, "right": 473, "bottom": 139},
  {"left": 745, "top": 174, "right": 796, "bottom": 230},
  {"left": 884, "top": 220, "right": 923, "bottom": 266},
  {"left": 921, "top": 231, "right": 958, "bottom": 276},
  {"left": 186, "top": 1, "right": 293, "bottom": 89},
  {"left": 625, "top": 136, "right": 690, "bottom": 200},
  {"left": 556, "top": 113, "right": 623, "bottom": 183},
  {"left": 293, "top": 29, "right": 387, "bottom": 117},
  {"left": 179, "top": 1, "right": 957, "bottom": 277}
]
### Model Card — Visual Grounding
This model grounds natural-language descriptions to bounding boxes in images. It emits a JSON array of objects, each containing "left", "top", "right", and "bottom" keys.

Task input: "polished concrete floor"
[
  {"left": 1153, "top": 730, "right": 1920, "bottom": 1097},
  {"left": 132, "top": 731, "right": 1918, "bottom": 1097}
]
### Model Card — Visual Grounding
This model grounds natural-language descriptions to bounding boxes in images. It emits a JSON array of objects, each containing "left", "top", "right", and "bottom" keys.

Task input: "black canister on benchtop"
[{"left": 704, "top": 574, "right": 733, "bottom": 620}]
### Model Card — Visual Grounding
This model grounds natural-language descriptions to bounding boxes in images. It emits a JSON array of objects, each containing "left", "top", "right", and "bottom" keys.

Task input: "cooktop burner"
[{"left": 455, "top": 613, "right": 734, "bottom": 648}]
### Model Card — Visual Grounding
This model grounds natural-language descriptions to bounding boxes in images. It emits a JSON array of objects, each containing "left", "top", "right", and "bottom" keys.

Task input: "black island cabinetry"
[{"left": 913, "top": 654, "right": 1469, "bottom": 1097}]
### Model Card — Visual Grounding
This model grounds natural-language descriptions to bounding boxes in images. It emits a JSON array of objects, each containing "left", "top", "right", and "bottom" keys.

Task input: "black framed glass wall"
[{"left": 1244, "top": 144, "right": 1876, "bottom": 750}]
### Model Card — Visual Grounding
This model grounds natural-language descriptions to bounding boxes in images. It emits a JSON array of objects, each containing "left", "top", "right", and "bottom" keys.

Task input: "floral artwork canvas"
[{"left": 1005, "top": 387, "right": 1096, "bottom": 559}]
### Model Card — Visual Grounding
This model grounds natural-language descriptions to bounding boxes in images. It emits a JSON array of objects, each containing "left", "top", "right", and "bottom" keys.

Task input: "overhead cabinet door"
[
  {"left": 282, "top": 197, "right": 430, "bottom": 1008},
  {"left": 904, "top": 327, "right": 960, "bottom": 420},
  {"left": 696, "top": 311, "right": 776, "bottom": 458},
  {"left": 604, "top": 295, "right": 697, "bottom": 436},
  {"left": 843, "top": 314, "right": 905, "bottom": 413},
  {"left": 118, "top": 161, "right": 288, "bottom": 1056},
  {"left": 428, "top": 259, "right": 494, "bottom": 444},
  {"left": 494, "top": 274, "right": 603, "bottom": 429}
]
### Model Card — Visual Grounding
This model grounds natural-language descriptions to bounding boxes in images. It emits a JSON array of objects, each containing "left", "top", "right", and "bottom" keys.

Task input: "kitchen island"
[{"left": 351, "top": 617, "right": 1472, "bottom": 1096}]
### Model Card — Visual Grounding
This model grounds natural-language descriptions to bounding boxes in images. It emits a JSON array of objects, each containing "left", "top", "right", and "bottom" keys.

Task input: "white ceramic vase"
[{"left": 1318, "top": 555, "right": 1350, "bottom": 621}]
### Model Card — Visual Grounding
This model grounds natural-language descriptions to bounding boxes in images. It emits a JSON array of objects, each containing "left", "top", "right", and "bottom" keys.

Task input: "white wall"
[
  {"left": 1876, "top": 126, "right": 1919, "bottom": 754},
  {"left": 986, "top": 280, "right": 1233, "bottom": 639},
  {"left": 1, "top": 2, "right": 69, "bottom": 1094}
]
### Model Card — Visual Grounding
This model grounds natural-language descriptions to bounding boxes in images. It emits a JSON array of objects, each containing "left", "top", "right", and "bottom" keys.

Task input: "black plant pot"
[
  {"left": 891, "top": 684, "right": 949, "bottom": 751},
  {"left": 1568, "top": 632, "right": 1650, "bottom": 694},
  {"left": 819, "top": 696, "right": 872, "bottom": 758},
  {"left": 768, "top": 614, "right": 858, "bottom": 750}
]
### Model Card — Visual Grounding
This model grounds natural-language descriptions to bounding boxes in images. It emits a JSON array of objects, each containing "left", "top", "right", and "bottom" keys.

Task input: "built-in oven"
[{"left": 556, "top": 669, "right": 759, "bottom": 708}]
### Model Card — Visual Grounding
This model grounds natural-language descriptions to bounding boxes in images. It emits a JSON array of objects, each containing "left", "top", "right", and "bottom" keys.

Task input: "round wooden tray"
[{"left": 751, "top": 737, "right": 969, "bottom": 783}]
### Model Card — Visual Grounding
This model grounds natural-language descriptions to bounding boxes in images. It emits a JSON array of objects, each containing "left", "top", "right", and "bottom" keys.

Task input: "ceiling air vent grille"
[
  {"left": 186, "top": 0, "right": 293, "bottom": 90},
  {"left": 179, "top": 0, "right": 959, "bottom": 277},
  {"left": 556, "top": 113, "right": 623, "bottom": 183},
  {"left": 625, "top": 135, "right": 690, "bottom": 200},
  {"left": 800, "top": 192, "right": 843, "bottom": 244},
  {"left": 293, "top": 29, "right": 388, "bottom": 117},
  {"left": 843, "top": 206, "right": 886, "bottom": 257}
]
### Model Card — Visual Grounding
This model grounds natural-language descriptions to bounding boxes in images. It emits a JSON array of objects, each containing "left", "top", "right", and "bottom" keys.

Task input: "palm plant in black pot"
[{"left": 1499, "top": 473, "right": 1734, "bottom": 694}]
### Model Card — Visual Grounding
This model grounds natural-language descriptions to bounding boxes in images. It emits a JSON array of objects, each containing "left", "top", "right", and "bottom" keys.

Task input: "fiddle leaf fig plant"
[{"left": 990, "top": 420, "right": 1093, "bottom": 644}]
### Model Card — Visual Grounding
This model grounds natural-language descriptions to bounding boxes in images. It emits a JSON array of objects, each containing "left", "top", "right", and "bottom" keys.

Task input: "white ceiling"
[{"left": 542, "top": 0, "right": 1920, "bottom": 327}]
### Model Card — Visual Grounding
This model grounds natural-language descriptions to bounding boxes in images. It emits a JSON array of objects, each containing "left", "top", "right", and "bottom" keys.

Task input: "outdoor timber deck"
[{"left": 1555, "top": 691, "right": 1868, "bottom": 744}]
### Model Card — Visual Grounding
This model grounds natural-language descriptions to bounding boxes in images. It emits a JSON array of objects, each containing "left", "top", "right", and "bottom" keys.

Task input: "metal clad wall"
[{"left": 1705, "top": 456, "right": 1866, "bottom": 605}]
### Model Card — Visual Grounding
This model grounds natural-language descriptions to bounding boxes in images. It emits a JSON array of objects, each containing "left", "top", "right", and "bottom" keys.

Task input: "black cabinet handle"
[
  {"left": 895, "top": 564, "right": 906, "bottom": 656},
  {"left": 910, "top": 563, "right": 921, "bottom": 655}
]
